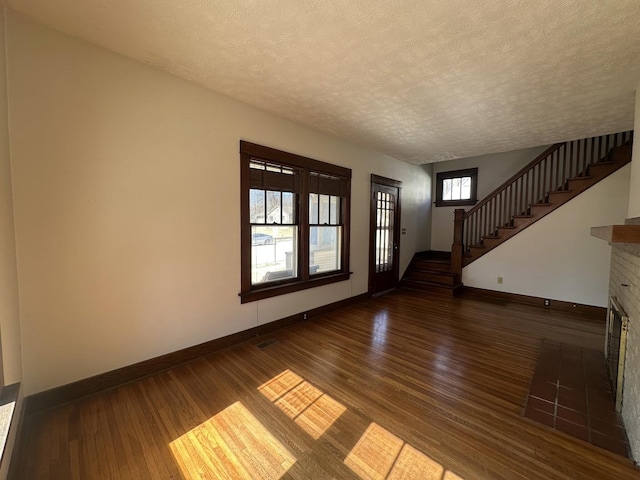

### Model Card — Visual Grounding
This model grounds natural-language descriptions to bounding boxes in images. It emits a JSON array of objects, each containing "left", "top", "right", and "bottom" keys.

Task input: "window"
[
  {"left": 240, "top": 141, "right": 351, "bottom": 303},
  {"left": 435, "top": 168, "right": 478, "bottom": 207}
]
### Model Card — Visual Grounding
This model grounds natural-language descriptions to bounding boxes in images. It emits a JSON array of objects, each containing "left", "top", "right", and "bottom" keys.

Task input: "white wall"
[
  {"left": 463, "top": 165, "right": 630, "bottom": 307},
  {"left": 6, "top": 13, "right": 431, "bottom": 395},
  {"left": 428, "top": 146, "right": 549, "bottom": 251}
]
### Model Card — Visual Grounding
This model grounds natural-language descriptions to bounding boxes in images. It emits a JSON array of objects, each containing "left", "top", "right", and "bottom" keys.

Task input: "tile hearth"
[{"left": 523, "top": 340, "right": 630, "bottom": 457}]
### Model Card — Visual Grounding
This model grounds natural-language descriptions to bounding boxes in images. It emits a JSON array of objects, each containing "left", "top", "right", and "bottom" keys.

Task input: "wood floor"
[{"left": 14, "top": 291, "right": 640, "bottom": 479}]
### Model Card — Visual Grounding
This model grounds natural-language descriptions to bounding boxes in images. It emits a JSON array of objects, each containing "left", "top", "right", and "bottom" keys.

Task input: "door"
[{"left": 369, "top": 175, "right": 401, "bottom": 296}]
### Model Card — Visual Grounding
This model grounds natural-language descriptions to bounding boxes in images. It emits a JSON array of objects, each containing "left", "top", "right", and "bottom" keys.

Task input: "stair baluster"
[{"left": 451, "top": 131, "right": 633, "bottom": 280}]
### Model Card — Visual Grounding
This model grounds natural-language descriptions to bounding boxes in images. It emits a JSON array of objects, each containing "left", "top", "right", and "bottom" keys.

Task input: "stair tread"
[
  {"left": 411, "top": 269, "right": 456, "bottom": 276},
  {"left": 403, "top": 279, "right": 462, "bottom": 288},
  {"left": 413, "top": 262, "right": 451, "bottom": 269},
  {"left": 458, "top": 132, "right": 633, "bottom": 269},
  {"left": 568, "top": 175, "right": 593, "bottom": 181},
  {"left": 414, "top": 251, "right": 452, "bottom": 261},
  {"left": 414, "top": 258, "right": 450, "bottom": 265},
  {"left": 402, "top": 281, "right": 463, "bottom": 297}
]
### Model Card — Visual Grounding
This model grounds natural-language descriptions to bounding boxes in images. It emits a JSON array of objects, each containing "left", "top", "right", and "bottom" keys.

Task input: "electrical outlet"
[
  {"left": 497, "top": 277, "right": 503, "bottom": 284},
  {"left": 544, "top": 299, "right": 551, "bottom": 307}
]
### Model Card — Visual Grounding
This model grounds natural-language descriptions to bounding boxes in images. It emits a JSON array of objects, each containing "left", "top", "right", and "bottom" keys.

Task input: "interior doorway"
[{"left": 369, "top": 175, "right": 401, "bottom": 296}]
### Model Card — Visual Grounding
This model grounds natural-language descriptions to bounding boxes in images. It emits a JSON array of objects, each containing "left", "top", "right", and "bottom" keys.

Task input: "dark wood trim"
[
  {"left": 451, "top": 208, "right": 465, "bottom": 280},
  {"left": 240, "top": 151, "right": 252, "bottom": 294},
  {"left": 342, "top": 177, "right": 352, "bottom": 279},
  {"left": 435, "top": 167, "right": 478, "bottom": 207},
  {"left": 463, "top": 144, "right": 562, "bottom": 218},
  {"left": 239, "top": 272, "right": 351, "bottom": 303},
  {"left": 434, "top": 198, "right": 478, "bottom": 208},
  {"left": 461, "top": 131, "right": 633, "bottom": 268},
  {"left": 239, "top": 141, "right": 352, "bottom": 303},
  {"left": 240, "top": 141, "right": 351, "bottom": 178},
  {"left": 368, "top": 179, "right": 376, "bottom": 294},
  {"left": 462, "top": 286, "right": 606, "bottom": 321},
  {"left": 300, "top": 167, "right": 310, "bottom": 285},
  {"left": 371, "top": 174, "right": 401, "bottom": 188},
  {"left": 24, "top": 292, "right": 370, "bottom": 415},
  {"left": 368, "top": 175, "right": 402, "bottom": 295}
]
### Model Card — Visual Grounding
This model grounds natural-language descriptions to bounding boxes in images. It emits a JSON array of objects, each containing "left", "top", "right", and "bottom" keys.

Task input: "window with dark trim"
[
  {"left": 435, "top": 167, "right": 478, "bottom": 207},
  {"left": 240, "top": 141, "right": 351, "bottom": 303}
]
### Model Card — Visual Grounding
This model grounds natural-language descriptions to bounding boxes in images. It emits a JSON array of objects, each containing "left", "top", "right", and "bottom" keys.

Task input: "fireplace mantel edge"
[{"left": 591, "top": 217, "right": 640, "bottom": 257}]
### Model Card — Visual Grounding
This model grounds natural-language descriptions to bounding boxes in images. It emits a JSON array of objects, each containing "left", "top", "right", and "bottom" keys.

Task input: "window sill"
[
  {"left": 239, "top": 272, "right": 351, "bottom": 303},
  {"left": 434, "top": 199, "right": 478, "bottom": 207}
]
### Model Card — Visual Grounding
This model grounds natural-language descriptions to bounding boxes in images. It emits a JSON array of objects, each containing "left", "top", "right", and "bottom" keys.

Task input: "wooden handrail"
[
  {"left": 452, "top": 130, "right": 633, "bottom": 277},
  {"left": 463, "top": 143, "right": 564, "bottom": 219}
]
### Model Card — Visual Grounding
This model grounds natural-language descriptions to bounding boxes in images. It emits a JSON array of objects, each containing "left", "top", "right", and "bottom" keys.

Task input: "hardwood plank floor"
[{"left": 15, "top": 291, "right": 640, "bottom": 479}]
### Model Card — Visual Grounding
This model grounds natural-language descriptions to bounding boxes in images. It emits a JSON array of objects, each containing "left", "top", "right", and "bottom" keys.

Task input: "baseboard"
[
  {"left": 462, "top": 286, "right": 606, "bottom": 321},
  {"left": 24, "top": 292, "right": 370, "bottom": 415}
]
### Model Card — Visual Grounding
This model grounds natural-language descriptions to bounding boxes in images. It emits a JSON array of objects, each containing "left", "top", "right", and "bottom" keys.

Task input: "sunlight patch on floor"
[
  {"left": 259, "top": 369, "right": 346, "bottom": 439},
  {"left": 345, "top": 422, "right": 464, "bottom": 480},
  {"left": 169, "top": 401, "right": 295, "bottom": 480}
]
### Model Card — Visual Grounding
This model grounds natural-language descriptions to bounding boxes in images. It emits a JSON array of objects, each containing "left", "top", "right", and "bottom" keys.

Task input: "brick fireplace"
[{"left": 608, "top": 244, "right": 640, "bottom": 463}]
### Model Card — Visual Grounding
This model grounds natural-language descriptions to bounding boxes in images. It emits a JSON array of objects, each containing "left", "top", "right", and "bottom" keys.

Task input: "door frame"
[{"left": 368, "top": 174, "right": 402, "bottom": 296}]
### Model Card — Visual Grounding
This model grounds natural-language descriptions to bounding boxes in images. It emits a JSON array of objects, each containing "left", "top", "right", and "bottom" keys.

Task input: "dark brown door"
[{"left": 369, "top": 175, "right": 401, "bottom": 296}]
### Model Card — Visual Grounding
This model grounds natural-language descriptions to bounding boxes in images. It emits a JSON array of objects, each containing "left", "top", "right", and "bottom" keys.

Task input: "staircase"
[
  {"left": 401, "top": 251, "right": 463, "bottom": 297},
  {"left": 402, "top": 130, "right": 634, "bottom": 297}
]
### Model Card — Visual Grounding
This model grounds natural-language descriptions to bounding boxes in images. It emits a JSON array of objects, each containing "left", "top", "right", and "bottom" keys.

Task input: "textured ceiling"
[{"left": 6, "top": 0, "right": 640, "bottom": 164}]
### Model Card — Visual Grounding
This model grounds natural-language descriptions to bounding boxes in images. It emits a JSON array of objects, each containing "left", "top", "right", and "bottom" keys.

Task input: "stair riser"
[
  {"left": 412, "top": 261, "right": 452, "bottom": 273},
  {"left": 587, "top": 162, "right": 627, "bottom": 183},
  {"left": 547, "top": 191, "right": 574, "bottom": 204},
  {"left": 402, "top": 281, "right": 462, "bottom": 297},
  {"left": 462, "top": 140, "right": 632, "bottom": 268},
  {"left": 406, "top": 271, "right": 456, "bottom": 285},
  {"left": 512, "top": 217, "right": 532, "bottom": 228},
  {"left": 529, "top": 204, "right": 555, "bottom": 216},
  {"left": 479, "top": 237, "right": 502, "bottom": 249}
]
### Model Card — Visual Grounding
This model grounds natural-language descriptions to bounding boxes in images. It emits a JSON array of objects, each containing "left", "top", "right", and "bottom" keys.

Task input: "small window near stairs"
[{"left": 435, "top": 168, "right": 478, "bottom": 207}]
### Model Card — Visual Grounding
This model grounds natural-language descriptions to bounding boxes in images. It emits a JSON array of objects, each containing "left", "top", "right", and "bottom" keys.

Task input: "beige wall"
[
  {"left": 0, "top": 8, "right": 24, "bottom": 480},
  {"left": 463, "top": 165, "right": 631, "bottom": 307},
  {"left": 6, "top": 13, "right": 431, "bottom": 395},
  {"left": 0, "top": 9, "right": 22, "bottom": 387},
  {"left": 428, "top": 145, "right": 549, "bottom": 251}
]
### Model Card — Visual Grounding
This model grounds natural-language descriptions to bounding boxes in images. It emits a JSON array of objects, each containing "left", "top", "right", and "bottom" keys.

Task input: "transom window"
[
  {"left": 435, "top": 168, "right": 478, "bottom": 207},
  {"left": 240, "top": 141, "right": 351, "bottom": 303}
]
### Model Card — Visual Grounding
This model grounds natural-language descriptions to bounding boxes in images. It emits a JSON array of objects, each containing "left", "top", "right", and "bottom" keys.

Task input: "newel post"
[{"left": 451, "top": 209, "right": 465, "bottom": 280}]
